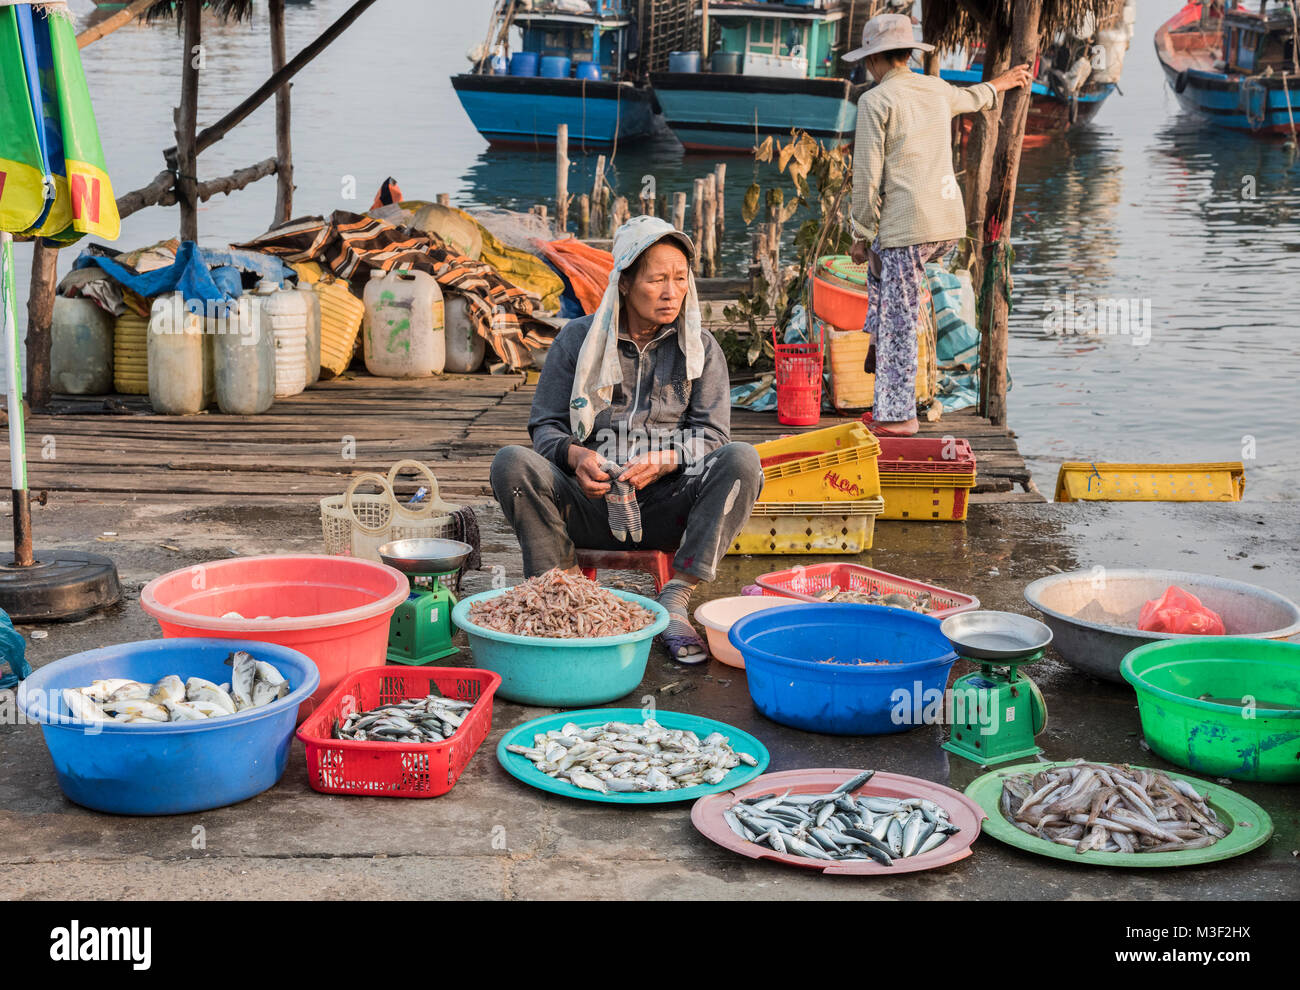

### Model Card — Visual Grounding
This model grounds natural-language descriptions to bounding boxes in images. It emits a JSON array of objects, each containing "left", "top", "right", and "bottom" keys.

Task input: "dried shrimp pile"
[{"left": 468, "top": 568, "right": 655, "bottom": 638}]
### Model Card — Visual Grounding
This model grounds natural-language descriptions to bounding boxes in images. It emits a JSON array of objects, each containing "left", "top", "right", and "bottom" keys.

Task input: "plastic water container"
[
  {"left": 574, "top": 60, "right": 601, "bottom": 81},
  {"left": 297, "top": 283, "right": 322, "bottom": 385},
  {"left": 213, "top": 292, "right": 276, "bottom": 415},
  {"left": 509, "top": 51, "right": 539, "bottom": 76},
  {"left": 257, "top": 279, "right": 309, "bottom": 397},
  {"left": 139, "top": 554, "right": 410, "bottom": 717},
  {"left": 669, "top": 50, "right": 701, "bottom": 73},
  {"left": 363, "top": 268, "right": 445, "bottom": 377},
  {"left": 443, "top": 293, "right": 486, "bottom": 374},
  {"left": 112, "top": 311, "right": 149, "bottom": 395},
  {"left": 540, "top": 55, "right": 571, "bottom": 78},
  {"left": 148, "top": 292, "right": 214, "bottom": 415},
  {"left": 50, "top": 297, "right": 113, "bottom": 395},
  {"left": 16, "top": 637, "right": 319, "bottom": 815},
  {"left": 710, "top": 51, "right": 742, "bottom": 74}
]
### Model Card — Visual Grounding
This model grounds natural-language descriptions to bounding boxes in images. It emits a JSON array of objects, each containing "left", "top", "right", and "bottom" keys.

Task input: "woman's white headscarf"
[{"left": 568, "top": 215, "right": 704, "bottom": 441}]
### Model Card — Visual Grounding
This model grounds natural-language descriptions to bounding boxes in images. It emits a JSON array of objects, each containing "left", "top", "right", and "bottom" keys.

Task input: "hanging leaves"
[
  {"left": 742, "top": 182, "right": 761, "bottom": 224},
  {"left": 777, "top": 139, "right": 797, "bottom": 174},
  {"left": 766, "top": 187, "right": 785, "bottom": 216},
  {"left": 754, "top": 136, "right": 774, "bottom": 163}
]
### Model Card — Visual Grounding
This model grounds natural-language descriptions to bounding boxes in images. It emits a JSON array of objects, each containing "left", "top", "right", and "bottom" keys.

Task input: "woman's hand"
[
  {"left": 850, "top": 239, "right": 871, "bottom": 265},
  {"left": 991, "top": 63, "right": 1034, "bottom": 93},
  {"left": 618, "top": 449, "right": 679, "bottom": 491},
  {"left": 568, "top": 446, "right": 611, "bottom": 499}
]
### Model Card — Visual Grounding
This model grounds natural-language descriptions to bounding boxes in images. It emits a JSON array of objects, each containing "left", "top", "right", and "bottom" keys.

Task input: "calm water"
[{"left": 10, "top": 0, "right": 1298, "bottom": 498}]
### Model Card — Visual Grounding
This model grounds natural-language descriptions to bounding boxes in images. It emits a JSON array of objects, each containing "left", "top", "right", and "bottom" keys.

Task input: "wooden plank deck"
[{"left": 12, "top": 374, "right": 1043, "bottom": 505}]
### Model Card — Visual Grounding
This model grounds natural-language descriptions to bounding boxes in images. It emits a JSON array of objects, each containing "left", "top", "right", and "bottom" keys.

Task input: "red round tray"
[{"left": 691, "top": 768, "right": 986, "bottom": 876}]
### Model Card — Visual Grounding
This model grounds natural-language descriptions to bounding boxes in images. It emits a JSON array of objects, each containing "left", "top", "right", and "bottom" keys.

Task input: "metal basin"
[
  {"left": 377, "top": 538, "right": 473, "bottom": 575},
  {"left": 940, "top": 610, "right": 1052, "bottom": 660},
  {"left": 1024, "top": 569, "right": 1300, "bottom": 683}
]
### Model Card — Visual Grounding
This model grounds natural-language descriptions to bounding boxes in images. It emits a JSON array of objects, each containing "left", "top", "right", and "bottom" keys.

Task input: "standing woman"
[{"left": 842, "top": 13, "right": 1032, "bottom": 437}]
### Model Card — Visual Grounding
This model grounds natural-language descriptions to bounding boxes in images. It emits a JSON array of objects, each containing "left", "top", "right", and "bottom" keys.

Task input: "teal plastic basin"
[
  {"left": 452, "top": 588, "right": 668, "bottom": 707},
  {"left": 1121, "top": 637, "right": 1300, "bottom": 783}
]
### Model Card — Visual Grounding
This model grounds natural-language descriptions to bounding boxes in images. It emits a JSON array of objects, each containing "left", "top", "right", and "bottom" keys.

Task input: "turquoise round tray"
[
  {"left": 966, "top": 761, "right": 1273, "bottom": 868},
  {"left": 496, "top": 708, "right": 770, "bottom": 805}
]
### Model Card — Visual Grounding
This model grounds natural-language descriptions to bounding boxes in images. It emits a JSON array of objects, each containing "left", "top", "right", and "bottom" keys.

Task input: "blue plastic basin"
[
  {"left": 509, "top": 52, "right": 539, "bottom": 77},
  {"left": 729, "top": 604, "right": 957, "bottom": 735},
  {"left": 453, "top": 588, "right": 668, "bottom": 707},
  {"left": 18, "top": 638, "right": 319, "bottom": 815}
]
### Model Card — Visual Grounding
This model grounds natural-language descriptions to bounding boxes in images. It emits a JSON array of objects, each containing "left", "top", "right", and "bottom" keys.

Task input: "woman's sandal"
[
  {"left": 660, "top": 630, "right": 709, "bottom": 665},
  {"left": 860, "top": 411, "right": 918, "bottom": 439}
]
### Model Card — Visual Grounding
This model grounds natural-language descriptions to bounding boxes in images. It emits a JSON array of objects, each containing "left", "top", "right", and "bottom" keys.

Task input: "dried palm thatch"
[
  {"left": 143, "top": 0, "right": 256, "bottom": 27},
  {"left": 919, "top": 0, "right": 1125, "bottom": 53}
]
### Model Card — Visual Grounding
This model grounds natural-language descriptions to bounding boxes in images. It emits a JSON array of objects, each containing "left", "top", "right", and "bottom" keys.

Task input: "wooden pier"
[{"left": 13, "top": 374, "right": 1042, "bottom": 506}]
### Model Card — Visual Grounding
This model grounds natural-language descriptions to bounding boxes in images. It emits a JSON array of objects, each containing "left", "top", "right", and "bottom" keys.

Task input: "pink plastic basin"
[{"left": 140, "top": 554, "right": 409, "bottom": 721}]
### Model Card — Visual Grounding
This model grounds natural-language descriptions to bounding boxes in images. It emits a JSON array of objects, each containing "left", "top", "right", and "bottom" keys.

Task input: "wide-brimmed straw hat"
[{"left": 842, "top": 12, "right": 934, "bottom": 63}]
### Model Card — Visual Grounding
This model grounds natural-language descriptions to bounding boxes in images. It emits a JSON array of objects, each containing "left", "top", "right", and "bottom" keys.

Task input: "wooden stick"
[
  {"left": 691, "top": 178, "right": 705, "bottom": 273},
  {"left": 702, "top": 173, "right": 717, "bottom": 277},
  {"left": 175, "top": 0, "right": 202, "bottom": 241},
  {"left": 713, "top": 162, "right": 726, "bottom": 235},
  {"left": 750, "top": 226, "right": 765, "bottom": 293},
  {"left": 578, "top": 193, "right": 591, "bottom": 238},
  {"left": 165, "top": 0, "right": 381, "bottom": 161},
  {"left": 24, "top": 241, "right": 58, "bottom": 411},
  {"left": 125, "top": 159, "right": 280, "bottom": 211},
  {"left": 556, "top": 124, "right": 570, "bottom": 234},
  {"left": 964, "top": 18, "right": 1011, "bottom": 289},
  {"left": 591, "top": 154, "right": 607, "bottom": 231},
  {"left": 672, "top": 191, "right": 687, "bottom": 232},
  {"left": 610, "top": 196, "right": 628, "bottom": 236},
  {"left": 117, "top": 169, "right": 176, "bottom": 221},
  {"left": 76, "top": 0, "right": 155, "bottom": 48},
  {"left": 269, "top": 0, "right": 294, "bottom": 225},
  {"left": 437, "top": 193, "right": 451, "bottom": 206}
]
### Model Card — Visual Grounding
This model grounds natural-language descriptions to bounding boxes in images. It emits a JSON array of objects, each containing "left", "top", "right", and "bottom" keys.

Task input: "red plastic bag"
[{"left": 1138, "top": 586, "right": 1226, "bottom": 636}]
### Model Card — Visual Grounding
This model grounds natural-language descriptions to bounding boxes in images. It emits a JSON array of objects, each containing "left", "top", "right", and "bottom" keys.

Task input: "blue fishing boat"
[
  {"left": 451, "top": 0, "right": 657, "bottom": 149},
  {"left": 648, "top": 1, "right": 867, "bottom": 153},
  {"left": 1156, "top": 1, "right": 1300, "bottom": 136}
]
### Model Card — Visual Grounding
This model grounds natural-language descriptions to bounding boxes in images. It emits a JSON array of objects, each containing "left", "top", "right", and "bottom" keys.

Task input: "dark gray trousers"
[{"left": 490, "top": 443, "right": 764, "bottom": 582}]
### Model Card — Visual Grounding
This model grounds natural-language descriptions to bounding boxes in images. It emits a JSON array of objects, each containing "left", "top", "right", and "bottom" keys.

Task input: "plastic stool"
[{"left": 575, "top": 549, "right": 674, "bottom": 593}]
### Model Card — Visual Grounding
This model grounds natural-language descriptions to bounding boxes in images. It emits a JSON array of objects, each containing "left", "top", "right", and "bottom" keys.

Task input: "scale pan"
[
  {"left": 377, "top": 538, "right": 473, "bottom": 574},
  {"left": 941, "top": 610, "right": 1053, "bottom": 660}
]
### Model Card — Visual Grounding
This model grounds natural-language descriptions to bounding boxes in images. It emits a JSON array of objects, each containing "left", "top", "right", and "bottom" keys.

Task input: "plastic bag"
[{"left": 1138, "top": 586, "right": 1226, "bottom": 636}]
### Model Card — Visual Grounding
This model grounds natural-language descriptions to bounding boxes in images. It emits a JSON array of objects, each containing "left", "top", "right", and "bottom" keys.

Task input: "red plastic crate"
[
  {"left": 296, "top": 665, "right": 500, "bottom": 798},
  {"left": 876, "top": 437, "right": 977, "bottom": 476},
  {"left": 755, "top": 563, "right": 979, "bottom": 619}
]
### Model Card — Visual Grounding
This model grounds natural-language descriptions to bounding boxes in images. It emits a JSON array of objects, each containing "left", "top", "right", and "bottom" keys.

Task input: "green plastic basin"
[{"left": 1121, "top": 637, "right": 1300, "bottom": 783}]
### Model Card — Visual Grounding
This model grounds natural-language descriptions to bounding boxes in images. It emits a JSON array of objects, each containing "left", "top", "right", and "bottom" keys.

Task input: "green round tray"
[
  {"left": 966, "top": 761, "right": 1273, "bottom": 868},
  {"left": 497, "top": 708, "right": 770, "bottom": 805}
]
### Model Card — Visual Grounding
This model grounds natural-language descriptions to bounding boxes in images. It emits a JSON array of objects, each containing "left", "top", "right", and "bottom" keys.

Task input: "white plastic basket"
[{"left": 320, "top": 460, "right": 462, "bottom": 561}]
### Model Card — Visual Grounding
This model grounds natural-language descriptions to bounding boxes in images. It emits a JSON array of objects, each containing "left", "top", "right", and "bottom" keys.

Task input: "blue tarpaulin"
[{"left": 74, "top": 241, "right": 233, "bottom": 307}]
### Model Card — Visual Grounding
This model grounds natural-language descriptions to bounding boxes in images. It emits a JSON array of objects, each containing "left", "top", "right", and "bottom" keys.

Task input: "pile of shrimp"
[{"left": 468, "top": 568, "right": 655, "bottom": 639}]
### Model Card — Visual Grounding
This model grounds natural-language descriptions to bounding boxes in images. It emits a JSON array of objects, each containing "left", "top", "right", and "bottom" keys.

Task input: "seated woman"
[{"left": 491, "top": 216, "right": 763, "bottom": 662}]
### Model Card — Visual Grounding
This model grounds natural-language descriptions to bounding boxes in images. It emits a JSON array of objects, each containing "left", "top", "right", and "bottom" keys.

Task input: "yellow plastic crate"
[
  {"left": 1055, "top": 463, "right": 1245, "bottom": 503},
  {"left": 729, "top": 497, "right": 885, "bottom": 555},
  {"left": 113, "top": 311, "right": 149, "bottom": 395},
  {"left": 755, "top": 422, "right": 881, "bottom": 502},
  {"left": 879, "top": 482, "right": 974, "bottom": 521}
]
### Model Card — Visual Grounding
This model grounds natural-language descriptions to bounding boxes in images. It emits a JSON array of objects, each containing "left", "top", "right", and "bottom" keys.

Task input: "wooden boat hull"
[
  {"left": 649, "top": 72, "right": 865, "bottom": 153},
  {"left": 940, "top": 68, "right": 1117, "bottom": 137},
  {"left": 451, "top": 73, "right": 657, "bottom": 148},
  {"left": 1155, "top": 2, "right": 1300, "bottom": 136}
]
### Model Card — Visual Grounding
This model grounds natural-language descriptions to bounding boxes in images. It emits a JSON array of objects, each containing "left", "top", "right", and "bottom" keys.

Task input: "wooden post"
[
  {"left": 591, "top": 154, "right": 607, "bottom": 232},
  {"left": 657, "top": 192, "right": 667, "bottom": 220},
  {"left": 977, "top": 0, "right": 1042, "bottom": 427},
  {"left": 269, "top": 0, "right": 294, "bottom": 225},
  {"left": 175, "top": 0, "right": 202, "bottom": 242},
  {"left": 691, "top": 177, "right": 705, "bottom": 273},
  {"left": 24, "top": 241, "right": 58, "bottom": 411},
  {"left": 437, "top": 193, "right": 451, "bottom": 206},
  {"left": 671, "top": 191, "right": 687, "bottom": 232},
  {"left": 713, "top": 162, "right": 726, "bottom": 236},
  {"left": 609, "top": 196, "right": 629, "bottom": 236},
  {"left": 923, "top": 49, "right": 941, "bottom": 76},
  {"left": 702, "top": 173, "right": 717, "bottom": 277},
  {"left": 578, "top": 193, "right": 590, "bottom": 237},
  {"left": 750, "top": 226, "right": 765, "bottom": 293},
  {"left": 640, "top": 189, "right": 654, "bottom": 216},
  {"left": 701, "top": 0, "right": 711, "bottom": 59},
  {"left": 76, "top": 0, "right": 156, "bottom": 48},
  {"left": 964, "top": 18, "right": 1011, "bottom": 289},
  {"left": 556, "top": 124, "right": 570, "bottom": 234}
]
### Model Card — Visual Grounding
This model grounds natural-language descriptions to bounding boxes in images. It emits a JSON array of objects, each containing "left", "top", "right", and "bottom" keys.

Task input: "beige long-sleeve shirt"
[{"left": 850, "top": 67, "right": 998, "bottom": 249}]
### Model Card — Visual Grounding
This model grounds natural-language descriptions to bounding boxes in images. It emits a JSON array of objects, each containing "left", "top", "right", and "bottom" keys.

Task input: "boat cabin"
[
  {"left": 1220, "top": 2, "right": 1297, "bottom": 74},
  {"left": 703, "top": 1, "right": 848, "bottom": 79},
  {"left": 509, "top": 0, "right": 635, "bottom": 80}
]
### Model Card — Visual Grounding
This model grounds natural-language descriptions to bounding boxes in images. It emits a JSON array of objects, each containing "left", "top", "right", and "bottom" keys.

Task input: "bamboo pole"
[
  {"left": 556, "top": 124, "right": 570, "bottom": 234},
  {"left": 24, "top": 240, "right": 57, "bottom": 412},
  {"left": 76, "top": 0, "right": 156, "bottom": 48},
  {"left": 578, "top": 193, "right": 591, "bottom": 237},
  {"left": 671, "top": 191, "right": 687, "bottom": 232},
  {"left": 702, "top": 173, "right": 717, "bottom": 277},
  {"left": 591, "top": 154, "right": 607, "bottom": 232},
  {"left": 977, "top": 0, "right": 1042, "bottom": 426},
  {"left": 713, "top": 162, "right": 726, "bottom": 236},
  {"left": 175, "top": 0, "right": 202, "bottom": 242},
  {"left": 691, "top": 178, "right": 705, "bottom": 274},
  {"left": 269, "top": 0, "right": 294, "bottom": 225}
]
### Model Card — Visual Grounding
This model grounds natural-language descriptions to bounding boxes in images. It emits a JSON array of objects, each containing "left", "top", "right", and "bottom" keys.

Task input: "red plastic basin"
[{"left": 140, "top": 554, "right": 409, "bottom": 721}]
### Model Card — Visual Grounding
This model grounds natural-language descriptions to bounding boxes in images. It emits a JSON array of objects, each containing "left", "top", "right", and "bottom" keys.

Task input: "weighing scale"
[
  {"left": 377, "top": 538, "right": 473, "bottom": 665},
  {"left": 940, "top": 611, "right": 1053, "bottom": 767}
]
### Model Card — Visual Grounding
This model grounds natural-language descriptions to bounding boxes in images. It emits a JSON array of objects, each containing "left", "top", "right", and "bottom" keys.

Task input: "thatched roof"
[
  {"left": 143, "top": 0, "right": 256, "bottom": 26},
  {"left": 919, "top": 0, "right": 1125, "bottom": 53}
]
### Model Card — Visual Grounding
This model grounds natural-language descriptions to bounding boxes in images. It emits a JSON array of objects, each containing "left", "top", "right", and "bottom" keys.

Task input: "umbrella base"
[{"left": 0, "top": 550, "right": 122, "bottom": 623}]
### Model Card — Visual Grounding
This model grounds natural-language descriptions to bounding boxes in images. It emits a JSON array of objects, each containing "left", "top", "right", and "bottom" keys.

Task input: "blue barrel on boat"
[
  {"left": 710, "top": 51, "right": 742, "bottom": 74},
  {"left": 509, "top": 52, "right": 539, "bottom": 76},
  {"left": 574, "top": 60, "right": 601, "bottom": 81},
  {"left": 540, "top": 55, "right": 572, "bottom": 78},
  {"left": 669, "top": 50, "right": 701, "bottom": 73}
]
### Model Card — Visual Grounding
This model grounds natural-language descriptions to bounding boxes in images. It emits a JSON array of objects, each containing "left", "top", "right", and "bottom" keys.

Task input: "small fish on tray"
[
  {"left": 813, "top": 588, "right": 933, "bottom": 613},
  {"left": 332, "top": 693, "right": 477, "bottom": 744},
  {"left": 505, "top": 717, "right": 758, "bottom": 794},
  {"left": 999, "top": 760, "right": 1227, "bottom": 854},
  {"left": 722, "top": 770, "right": 961, "bottom": 865}
]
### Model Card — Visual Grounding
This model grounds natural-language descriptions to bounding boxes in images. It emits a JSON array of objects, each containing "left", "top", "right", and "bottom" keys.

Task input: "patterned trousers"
[{"left": 865, "top": 238, "right": 956, "bottom": 422}]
